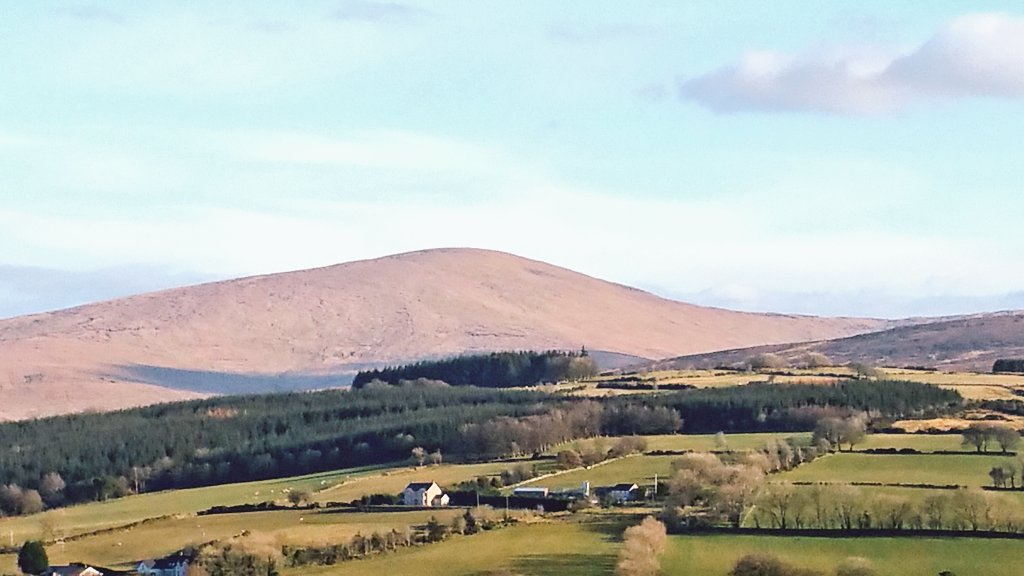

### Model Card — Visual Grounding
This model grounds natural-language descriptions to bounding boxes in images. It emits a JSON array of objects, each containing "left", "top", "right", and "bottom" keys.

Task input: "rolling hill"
[
  {"left": 0, "top": 248, "right": 889, "bottom": 420},
  {"left": 648, "top": 311, "right": 1024, "bottom": 373}
]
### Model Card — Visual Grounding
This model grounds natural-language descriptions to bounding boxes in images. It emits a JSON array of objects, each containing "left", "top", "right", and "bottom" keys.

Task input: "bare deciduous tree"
[{"left": 615, "top": 516, "right": 667, "bottom": 576}]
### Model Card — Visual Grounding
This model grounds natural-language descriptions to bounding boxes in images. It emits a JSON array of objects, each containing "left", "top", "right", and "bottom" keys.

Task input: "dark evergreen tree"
[{"left": 17, "top": 541, "right": 48, "bottom": 575}]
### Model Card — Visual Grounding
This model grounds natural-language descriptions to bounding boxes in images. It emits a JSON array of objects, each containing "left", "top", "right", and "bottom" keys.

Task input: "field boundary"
[{"left": 676, "top": 526, "right": 1024, "bottom": 540}]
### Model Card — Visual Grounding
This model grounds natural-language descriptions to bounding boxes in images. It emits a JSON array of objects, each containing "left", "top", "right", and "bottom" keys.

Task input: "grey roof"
[
  {"left": 405, "top": 482, "right": 437, "bottom": 491},
  {"left": 610, "top": 483, "right": 639, "bottom": 491}
]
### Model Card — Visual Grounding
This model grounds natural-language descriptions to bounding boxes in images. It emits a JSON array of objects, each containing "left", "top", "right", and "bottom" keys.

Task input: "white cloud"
[{"left": 680, "top": 12, "right": 1024, "bottom": 114}]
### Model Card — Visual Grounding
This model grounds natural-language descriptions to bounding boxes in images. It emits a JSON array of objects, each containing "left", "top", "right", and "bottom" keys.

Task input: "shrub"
[{"left": 17, "top": 541, "right": 48, "bottom": 575}]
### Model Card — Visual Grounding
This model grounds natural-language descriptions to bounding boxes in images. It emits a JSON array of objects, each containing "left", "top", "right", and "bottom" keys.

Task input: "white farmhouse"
[
  {"left": 137, "top": 553, "right": 191, "bottom": 576},
  {"left": 402, "top": 481, "right": 449, "bottom": 507}
]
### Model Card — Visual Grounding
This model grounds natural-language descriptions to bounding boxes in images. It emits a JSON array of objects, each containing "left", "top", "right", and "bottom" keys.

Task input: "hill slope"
[
  {"left": 649, "top": 311, "right": 1024, "bottom": 372},
  {"left": 0, "top": 248, "right": 888, "bottom": 420}
]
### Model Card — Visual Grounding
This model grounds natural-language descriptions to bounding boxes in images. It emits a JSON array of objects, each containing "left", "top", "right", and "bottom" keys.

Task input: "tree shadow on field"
[{"left": 503, "top": 553, "right": 616, "bottom": 576}]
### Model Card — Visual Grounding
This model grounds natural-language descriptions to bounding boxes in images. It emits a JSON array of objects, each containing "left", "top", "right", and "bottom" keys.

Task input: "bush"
[
  {"left": 730, "top": 553, "right": 821, "bottom": 576},
  {"left": 746, "top": 354, "right": 788, "bottom": 371},
  {"left": 17, "top": 541, "right": 48, "bottom": 575}
]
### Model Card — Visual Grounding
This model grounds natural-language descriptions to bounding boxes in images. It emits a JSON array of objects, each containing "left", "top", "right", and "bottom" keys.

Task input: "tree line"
[
  {"left": 993, "top": 359, "right": 1024, "bottom": 373},
  {"left": 631, "top": 380, "right": 961, "bottom": 434},
  {"left": 352, "top": 350, "right": 598, "bottom": 388},
  {"left": 0, "top": 378, "right": 959, "bottom": 516}
]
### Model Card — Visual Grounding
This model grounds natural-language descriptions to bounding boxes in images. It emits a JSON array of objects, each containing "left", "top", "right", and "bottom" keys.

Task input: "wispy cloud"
[
  {"left": 548, "top": 22, "right": 656, "bottom": 43},
  {"left": 332, "top": 1, "right": 431, "bottom": 23},
  {"left": 56, "top": 5, "right": 125, "bottom": 24},
  {"left": 680, "top": 12, "right": 1024, "bottom": 115}
]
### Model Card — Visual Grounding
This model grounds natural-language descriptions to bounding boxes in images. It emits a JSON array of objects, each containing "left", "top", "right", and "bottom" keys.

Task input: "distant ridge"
[
  {"left": 0, "top": 248, "right": 888, "bottom": 420},
  {"left": 647, "top": 311, "right": 1024, "bottom": 372}
]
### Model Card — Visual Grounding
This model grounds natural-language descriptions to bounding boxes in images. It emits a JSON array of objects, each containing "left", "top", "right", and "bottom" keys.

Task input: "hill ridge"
[{"left": 0, "top": 247, "right": 889, "bottom": 420}]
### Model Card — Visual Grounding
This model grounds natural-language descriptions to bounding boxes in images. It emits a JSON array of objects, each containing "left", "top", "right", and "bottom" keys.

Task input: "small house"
[
  {"left": 606, "top": 482, "right": 640, "bottom": 503},
  {"left": 46, "top": 565, "right": 108, "bottom": 576},
  {"left": 137, "top": 553, "right": 192, "bottom": 576},
  {"left": 402, "top": 481, "right": 449, "bottom": 507},
  {"left": 511, "top": 487, "right": 549, "bottom": 498}
]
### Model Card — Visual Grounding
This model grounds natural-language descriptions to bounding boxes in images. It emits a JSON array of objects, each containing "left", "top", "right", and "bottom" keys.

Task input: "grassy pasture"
[
  {"left": 514, "top": 455, "right": 677, "bottom": 491},
  {"left": 0, "top": 508, "right": 467, "bottom": 575},
  {"left": 778, "top": 453, "right": 1014, "bottom": 486},
  {"left": 311, "top": 461, "right": 522, "bottom": 504},
  {"left": 855, "top": 433, "right": 967, "bottom": 452},
  {"left": 665, "top": 533, "right": 1024, "bottom": 576},
  {"left": 0, "top": 466, "right": 388, "bottom": 543},
  {"left": 281, "top": 518, "right": 618, "bottom": 576},
  {"left": 556, "top": 432, "right": 812, "bottom": 455}
]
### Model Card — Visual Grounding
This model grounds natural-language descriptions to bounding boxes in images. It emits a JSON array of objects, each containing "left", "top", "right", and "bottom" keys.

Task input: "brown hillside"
[
  {"left": 0, "top": 248, "right": 887, "bottom": 420},
  {"left": 649, "top": 311, "right": 1024, "bottom": 372}
]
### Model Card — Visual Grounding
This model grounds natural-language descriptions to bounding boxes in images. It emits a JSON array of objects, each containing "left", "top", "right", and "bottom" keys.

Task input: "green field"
[
  {"left": 779, "top": 453, "right": 1014, "bottom": 486},
  {"left": 0, "top": 465, "right": 390, "bottom": 543},
  {"left": 514, "top": 454, "right": 677, "bottom": 492},
  {"left": 855, "top": 433, "right": 968, "bottom": 452},
  {"left": 554, "top": 432, "right": 812, "bottom": 455},
  {"left": 282, "top": 518, "right": 619, "bottom": 576},
  {"left": 0, "top": 508, "right": 466, "bottom": 574},
  {"left": 665, "top": 533, "right": 1024, "bottom": 576},
  {"left": 312, "top": 460, "right": 527, "bottom": 504}
]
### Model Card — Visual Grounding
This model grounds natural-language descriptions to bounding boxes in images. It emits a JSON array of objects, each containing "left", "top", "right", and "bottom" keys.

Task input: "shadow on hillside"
[
  {"left": 108, "top": 364, "right": 360, "bottom": 394},
  {"left": 503, "top": 553, "right": 616, "bottom": 576}
]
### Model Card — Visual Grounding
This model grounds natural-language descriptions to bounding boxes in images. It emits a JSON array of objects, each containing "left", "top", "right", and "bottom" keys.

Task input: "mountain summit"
[{"left": 0, "top": 248, "right": 886, "bottom": 420}]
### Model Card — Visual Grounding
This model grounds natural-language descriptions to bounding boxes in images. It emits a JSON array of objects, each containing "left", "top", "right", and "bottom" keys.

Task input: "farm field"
[
  {"left": 282, "top": 518, "right": 619, "bottom": 576},
  {"left": 0, "top": 506, "right": 464, "bottom": 573},
  {"left": 515, "top": 455, "right": 677, "bottom": 491},
  {"left": 664, "top": 533, "right": 1024, "bottom": 576},
  {"left": 556, "top": 432, "right": 812, "bottom": 455},
  {"left": 854, "top": 433, "right": 967, "bottom": 452},
  {"left": 0, "top": 508, "right": 464, "bottom": 574},
  {"left": 778, "top": 453, "right": 1015, "bottom": 486},
  {"left": 0, "top": 465, "right": 389, "bottom": 543},
  {"left": 311, "top": 461, "right": 525, "bottom": 504}
]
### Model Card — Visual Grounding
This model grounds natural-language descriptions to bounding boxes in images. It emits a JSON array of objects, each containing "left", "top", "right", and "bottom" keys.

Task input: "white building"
[
  {"left": 137, "top": 554, "right": 191, "bottom": 576},
  {"left": 512, "top": 487, "right": 549, "bottom": 498},
  {"left": 402, "top": 481, "right": 449, "bottom": 507},
  {"left": 607, "top": 482, "right": 640, "bottom": 503}
]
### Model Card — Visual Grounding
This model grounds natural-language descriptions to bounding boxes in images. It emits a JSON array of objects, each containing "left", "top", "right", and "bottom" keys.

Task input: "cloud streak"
[
  {"left": 680, "top": 12, "right": 1024, "bottom": 114},
  {"left": 332, "top": 1, "right": 431, "bottom": 23}
]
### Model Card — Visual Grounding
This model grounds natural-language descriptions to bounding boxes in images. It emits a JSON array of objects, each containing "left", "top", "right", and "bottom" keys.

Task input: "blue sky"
[{"left": 2, "top": 1, "right": 1023, "bottom": 319}]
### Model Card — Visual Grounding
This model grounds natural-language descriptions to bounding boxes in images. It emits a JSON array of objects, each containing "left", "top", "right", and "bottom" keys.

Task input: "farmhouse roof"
[{"left": 404, "top": 482, "right": 438, "bottom": 491}]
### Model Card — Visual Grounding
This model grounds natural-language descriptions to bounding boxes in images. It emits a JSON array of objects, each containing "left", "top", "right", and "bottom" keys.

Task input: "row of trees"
[
  {"left": 644, "top": 380, "right": 960, "bottom": 434},
  {"left": 455, "top": 401, "right": 681, "bottom": 460},
  {"left": 0, "top": 383, "right": 553, "bottom": 513},
  {"left": 556, "top": 436, "right": 648, "bottom": 470},
  {"left": 993, "top": 359, "right": 1024, "bottom": 373},
  {"left": 730, "top": 553, "right": 882, "bottom": 576},
  {"left": 663, "top": 438, "right": 824, "bottom": 529},
  {"left": 0, "top": 377, "right": 960, "bottom": 516},
  {"left": 961, "top": 422, "right": 1020, "bottom": 453},
  {"left": 352, "top": 350, "right": 598, "bottom": 388},
  {"left": 750, "top": 484, "right": 1024, "bottom": 533}
]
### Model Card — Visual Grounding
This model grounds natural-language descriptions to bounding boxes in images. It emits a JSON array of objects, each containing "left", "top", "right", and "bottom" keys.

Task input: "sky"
[{"left": 2, "top": 1, "right": 1024, "bottom": 319}]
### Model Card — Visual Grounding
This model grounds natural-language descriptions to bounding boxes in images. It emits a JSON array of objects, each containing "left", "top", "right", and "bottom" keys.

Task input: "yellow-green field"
[
  {"left": 311, "top": 460, "right": 525, "bottom": 504},
  {"left": 556, "top": 432, "right": 812, "bottom": 455},
  {"left": 281, "top": 518, "right": 619, "bottom": 576},
  {"left": 0, "top": 508, "right": 466, "bottom": 574},
  {"left": 855, "top": 433, "right": 967, "bottom": 452},
  {"left": 514, "top": 455, "right": 677, "bottom": 491},
  {"left": 665, "top": 533, "right": 1024, "bottom": 576},
  {"left": 0, "top": 466, "right": 387, "bottom": 543},
  {"left": 778, "top": 453, "right": 1014, "bottom": 486},
  {"left": 566, "top": 366, "right": 1024, "bottom": 402}
]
